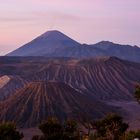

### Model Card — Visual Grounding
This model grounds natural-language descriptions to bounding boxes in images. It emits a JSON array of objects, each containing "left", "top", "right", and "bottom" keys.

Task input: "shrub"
[
  {"left": 95, "top": 113, "right": 129, "bottom": 140},
  {"left": 0, "top": 122, "right": 23, "bottom": 140},
  {"left": 125, "top": 130, "right": 140, "bottom": 140},
  {"left": 135, "top": 85, "right": 140, "bottom": 103},
  {"left": 33, "top": 118, "right": 80, "bottom": 140}
]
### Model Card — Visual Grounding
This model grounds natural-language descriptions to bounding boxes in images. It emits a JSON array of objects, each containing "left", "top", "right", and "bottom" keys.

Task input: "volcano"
[
  {"left": 7, "top": 30, "right": 140, "bottom": 62},
  {"left": 0, "top": 81, "right": 116, "bottom": 127},
  {"left": 7, "top": 30, "right": 80, "bottom": 56}
]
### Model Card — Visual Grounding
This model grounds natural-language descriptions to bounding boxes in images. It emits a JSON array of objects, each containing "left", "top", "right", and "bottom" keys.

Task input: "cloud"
[
  {"left": 0, "top": 11, "right": 83, "bottom": 24},
  {"left": 0, "top": 17, "right": 32, "bottom": 22}
]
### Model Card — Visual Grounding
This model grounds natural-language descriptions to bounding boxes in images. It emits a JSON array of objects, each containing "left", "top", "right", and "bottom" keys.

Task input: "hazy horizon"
[{"left": 0, "top": 0, "right": 140, "bottom": 55}]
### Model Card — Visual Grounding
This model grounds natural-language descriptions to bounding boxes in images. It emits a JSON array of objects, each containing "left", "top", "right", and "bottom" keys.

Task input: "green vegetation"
[
  {"left": 94, "top": 113, "right": 128, "bottom": 140},
  {"left": 0, "top": 122, "right": 23, "bottom": 140},
  {"left": 1, "top": 115, "right": 140, "bottom": 140},
  {"left": 32, "top": 118, "right": 80, "bottom": 140},
  {"left": 32, "top": 114, "right": 132, "bottom": 140},
  {"left": 39, "top": 118, "right": 63, "bottom": 140},
  {"left": 124, "top": 130, "right": 140, "bottom": 140},
  {"left": 135, "top": 85, "right": 140, "bottom": 103}
]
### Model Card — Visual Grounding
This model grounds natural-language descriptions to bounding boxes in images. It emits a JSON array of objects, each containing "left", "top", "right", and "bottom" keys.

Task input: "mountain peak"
[
  {"left": 96, "top": 41, "right": 114, "bottom": 45},
  {"left": 6, "top": 30, "right": 140, "bottom": 63},
  {"left": 45, "top": 30, "right": 61, "bottom": 33},
  {"left": 41, "top": 30, "right": 64, "bottom": 37},
  {"left": 38, "top": 30, "right": 75, "bottom": 41},
  {"left": 7, "top": 30, "right": 80, "bottom": 56}
]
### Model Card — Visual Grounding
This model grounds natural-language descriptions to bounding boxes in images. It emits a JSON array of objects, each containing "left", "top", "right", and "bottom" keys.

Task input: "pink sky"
[{"left": 0, "top": 0, "right": 140, "bottom": 55}]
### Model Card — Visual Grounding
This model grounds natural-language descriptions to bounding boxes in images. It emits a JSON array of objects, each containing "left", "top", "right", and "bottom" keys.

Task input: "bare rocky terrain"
[
  {"left": 106, "top": 101, "right": 140, "bottom": 130},
  {"left": 0, "top": 56, "right": 140, "bottom": 129},
  {"left": 0, "top": 56, "right": 140, "bottom": 101},
  {"left": 0, "top": 81, "right": 118, "bottom": 127}
]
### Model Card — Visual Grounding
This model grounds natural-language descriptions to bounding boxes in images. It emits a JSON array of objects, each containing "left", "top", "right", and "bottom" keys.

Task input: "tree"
[
  {"left": 94, "top": 113, "right": 129, "bottom": 140},
  {"left": 63, "top": 120, "right": 79, "bottom": 140},
  {"left": 32, "top": 118, "right": 80, "bottom": 140},
  {"left": 125, "top": 130, "right": 140, "bottom": 140},
  {"left": 134, "top": 85, "right": 140, "bottom": 103},
  {"left": 0, "top": 122, "right": 23, "bottom": 140},
  {"left": 39, "top": 117, "right": 63, "bottom": 140},
  {"left": 80, "top": 118, "right": 93, "bottom": 136}
]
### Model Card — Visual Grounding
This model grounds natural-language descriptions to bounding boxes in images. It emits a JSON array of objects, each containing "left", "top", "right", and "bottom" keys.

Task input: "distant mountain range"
[{"left": 7, "top": 30, "right": 140, "bottom": 63}]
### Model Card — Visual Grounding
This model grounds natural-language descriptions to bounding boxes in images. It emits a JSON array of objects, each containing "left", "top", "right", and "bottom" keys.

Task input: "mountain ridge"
[
  {"left": 0, "top": 81, "right": 117, "bottom": 127},
  {"left": 7, "top": 30, "right": 140, "bottom": 62},
  {"left": 0, "top": 56, "right": 140, "bottom": 128},
  {"left": 0, "top": 56, "right": 140, "bottom": 101},
  {"left": 7, "top": 30, "right": 80, "bottom": 56}
]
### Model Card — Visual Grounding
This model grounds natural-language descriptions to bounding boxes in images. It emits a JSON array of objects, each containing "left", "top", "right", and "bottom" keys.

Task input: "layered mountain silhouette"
[
  {"left": 0, "top": 81, "right": 117, "bottom": 127},
  {"left": 7, "top": 30, "right": 140, "bottom": 62},
  {"left": 1, "top": 30, "right": 140, "bottom": 130}
]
